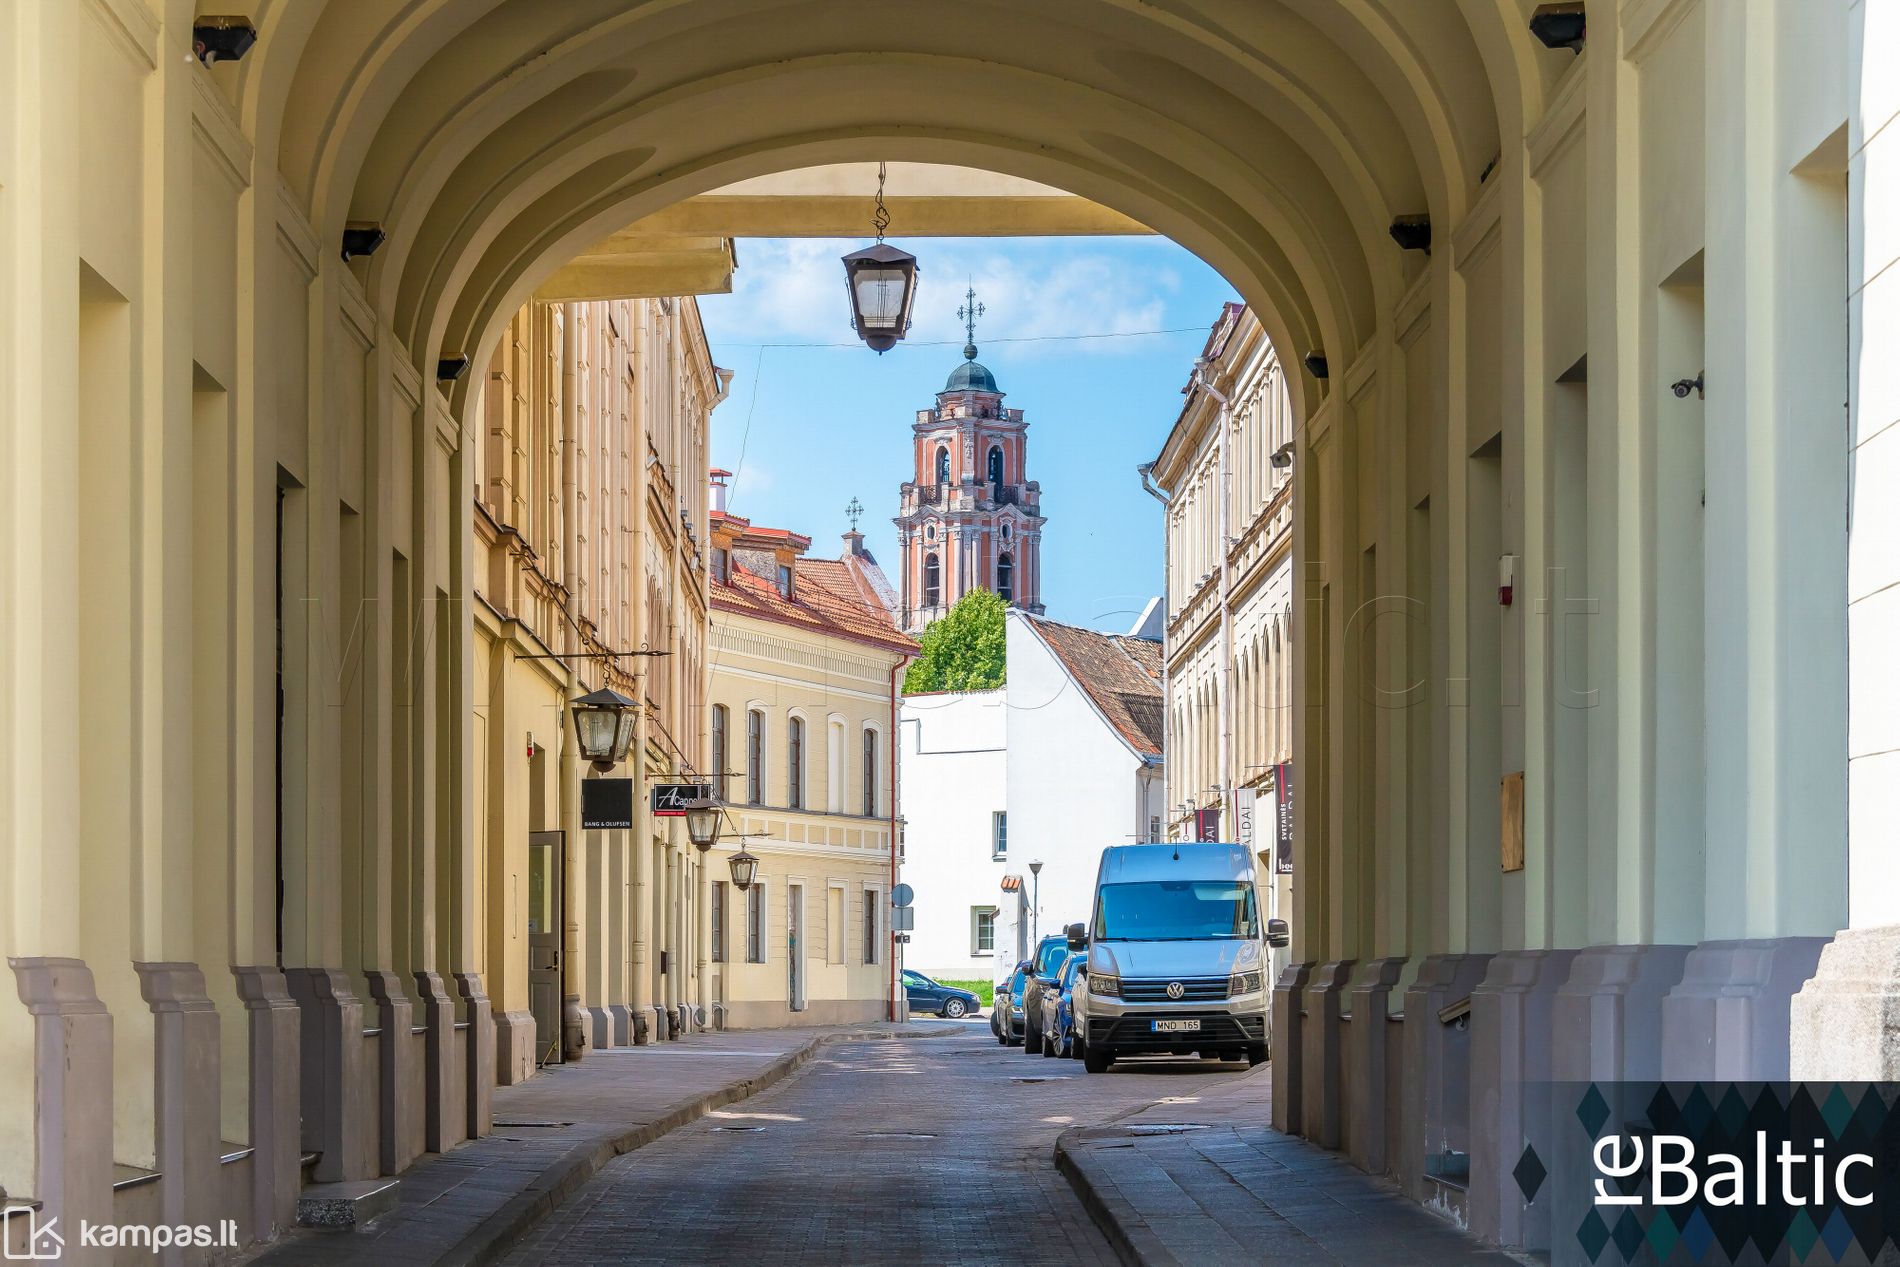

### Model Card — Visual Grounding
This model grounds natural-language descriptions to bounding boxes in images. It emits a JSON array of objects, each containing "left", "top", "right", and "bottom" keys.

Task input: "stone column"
[
  {"left": 362, "top": 970, "right": 420, "bottom": 1174},
  {"left": 283, "top": 967, "right": 370, "bottom": 1182},
  {"left": 450, "top": 971, "right": 493, "bottom": 1140},
  {"left": 1467, "top": 948, "right": 1576, "bottom": 1251},
  {"left": 1298, "top": 960, "right": 1353, "bottom": 1148},
  {"left": 231, "top": 966, "right": 300, "bottom": 1238},
  {"left": 1344, "top": 956, "right": 1407, "bottom": 1175},
  {"left": 1269, "top": 961, "right": 1311, "bottom": 1134},
  {"left": 10, "top": 959, "right": 113, "bottom": 1258},
  {"left": 133, "top": 963, "right": 219, "bottom": 1267},
  {"left": 411, "top": 970, "right": 461, "bottom": 1152}
]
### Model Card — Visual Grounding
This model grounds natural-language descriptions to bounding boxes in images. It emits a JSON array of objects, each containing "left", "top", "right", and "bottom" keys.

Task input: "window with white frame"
[
  {"left": 746, "top": 881, "right": 766, "bottom": 963},
  {"left": 862, "top": 889, "right": 879, "bottom": 964},
  {"left": 787, "top": 715, "right": 806, "bottom": 810},
  {"left": 746, "top": 709, "right": 764, "bottom": 805},
  {"left": 711, "top": 882, "right": 727, "bottom": 963},
  {"left": 992, "top": 811, "right": 1007, "bottom": 859},
  {"left": 972, "top": 906, "right": 997, "bottom": 955},
  {"left": 862, "top": 728, "right": 878, "bottom": 817},
  {"left": 827, "top": 885, "right": 845, "bottom": 963}
]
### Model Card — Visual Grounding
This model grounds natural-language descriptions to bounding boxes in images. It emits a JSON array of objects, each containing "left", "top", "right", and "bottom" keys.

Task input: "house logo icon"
[{"left": 3, "top": 1210, "right": 63, "bottom": 1261}]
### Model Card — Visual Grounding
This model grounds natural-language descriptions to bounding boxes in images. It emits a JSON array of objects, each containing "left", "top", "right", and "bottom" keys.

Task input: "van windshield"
[{"left": 1092, "top": 881, "right": 1259, "bottom": 941}]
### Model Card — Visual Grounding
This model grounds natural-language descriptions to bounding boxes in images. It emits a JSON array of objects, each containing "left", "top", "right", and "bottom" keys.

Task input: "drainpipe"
[
  {"left": 1137, "top": 462, "right": 1172, "bottom": 837},
  {"left": 559, "top": 303, "right": 588, "bottom": 1061},
  {"left": 888, "top": 659, "right": 902, "bottom": 1021},
  {"left": 1193, "top": 360, "right": 1235, "bottom": 837}
]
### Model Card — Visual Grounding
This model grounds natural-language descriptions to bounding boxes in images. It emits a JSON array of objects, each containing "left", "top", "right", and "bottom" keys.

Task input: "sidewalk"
[
  {"left": 246, "top": 1020, "right": 960, "bottom": 1267},
  {"left": 1055, "top": 1064, "right": 1527, "bottom": 1267}
]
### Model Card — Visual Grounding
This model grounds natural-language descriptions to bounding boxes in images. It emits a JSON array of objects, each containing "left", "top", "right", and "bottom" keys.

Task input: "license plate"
[{"left": 1151, "top": 1019, "right": 1201, "bottom": 1033}]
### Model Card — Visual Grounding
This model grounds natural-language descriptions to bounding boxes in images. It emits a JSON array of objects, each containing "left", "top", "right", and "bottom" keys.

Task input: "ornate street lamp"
[
  {"left": 682, "top": 796, "right": 723, "bottom": 852},
  {"left": 570, "top": 685, "right": 638, "bottom": 772},
  {"left": 841, "top": 163, "right": 919, "bottom": 353},
  {"left": 727, "top": 842, "right": 760, "bottom": 892}
]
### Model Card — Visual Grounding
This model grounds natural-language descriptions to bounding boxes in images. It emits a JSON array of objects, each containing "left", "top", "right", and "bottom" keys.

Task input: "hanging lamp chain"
[{"left": 872, "top": 161, "right": 891, "bottom": 243}]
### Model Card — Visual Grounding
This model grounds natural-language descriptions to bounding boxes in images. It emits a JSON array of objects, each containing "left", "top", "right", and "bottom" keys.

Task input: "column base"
[
  {"left": 134, "top": 962, "right": 221, "bottom": 1257},
  {"left": 1790, "top": 925, "right": 1900, "bottom": 1079},
  {"left": 1399, "top": 952, "right": 1493, "bottom": 1207},
  {"left": 562, "top": 994, "right": 588, "bottom": 1061},
  {"left": 587, "top": 1006, "right": 614, "bottom": 1050},
  {"left": 493, "top": 1010, "right": 536, "bottom": 1084},
  {"left": 1299, "top": 961, "right": 1354, "bottom": 1149},
  {"left": 1662, "top": 936, "right": 1829, "bottom": 1080},
  {"left": 1270, "top": 962, "right": 1313, "bottom": 1135},
  {"left": 1468, "top": 948, "right": 1577, "bottom": 1251},
  {"left": 608, "top": 1004, "right": 632, "bottom": 1046},
  {"left": 411, "top": 972, "right": 461, "bottom": 1153},
  {"left": 1550, "top": 943, "right": 1691, "bottom": 1083},
  {"left": 232, "top": 967, "right": 299, "bottom": 1238},
  {"left": 283, "top": 968, "right": 371, "bottom": 1182},
  {"left": 362, "top": 970, "right": 421, "bottom": 1175},
  {"left": 9, "top": 958, "right": 114, "bottom": 1241},
  {"left": 631, "top": 1005, "right": 652, "bottom": 1044},
  {"left": 1345, "top": 957, "right": 1408, "bottom": 1175},
  {"left": 450, "top": 973, "right": 493, "bottom": 1139}
]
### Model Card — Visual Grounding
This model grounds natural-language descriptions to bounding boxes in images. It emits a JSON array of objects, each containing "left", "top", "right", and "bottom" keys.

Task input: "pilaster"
[
  {"left": 1298, "top": 960, "right": 1353, "bottom": 1148},
  {"left": 1344, "top": 956, "right": 1407, "bottom": 1175},
  {"left": 9, "top": 959, "right": 113, "bottom": 1260},
  {"left": 1269, "top": 961, "right": 1312, "bottom": 1134},
  {"left": 1467, "top": 948, "right": 1576, "bottom": 1250},
  {"left": 133, "top": 963, "right": 219, "bottom": 1267},
  {"left": 362, "top": 970, "right": 420, "bottom": 1174},
  {"left": 452, "top": 972, "right": 494, "bottom": 1137},
  {"left": 283, "top": 967, "right": 371, "bottom": 1182},
  {"left": 231, "top": 966, "right": 299, "bottom": 1238},
  {"left": 412, "top": 971, "right": 460, "bottom": 1152}
]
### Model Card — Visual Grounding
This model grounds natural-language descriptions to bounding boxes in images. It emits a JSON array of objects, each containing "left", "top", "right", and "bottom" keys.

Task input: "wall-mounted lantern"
[
  {"left": 728, "top": 842, "right": 760, "bottom": 892},
  {"left": 570, "top": 686, "right": 638, "bottom": 772}
]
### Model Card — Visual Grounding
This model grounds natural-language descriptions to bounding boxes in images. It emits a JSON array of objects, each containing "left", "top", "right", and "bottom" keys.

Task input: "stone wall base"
[
  {"left": 1663, "top": 936, "right": 1829, "bottom": 1080},
  {"left": 1791, "top": 925, "right": 1900, "bottom": 1079}
]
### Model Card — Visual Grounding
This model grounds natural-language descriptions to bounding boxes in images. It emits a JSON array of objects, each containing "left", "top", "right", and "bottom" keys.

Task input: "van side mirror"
[
  {"left": 1266, "top": 918, "right": 1290, "bottom": 949},
  {"left": 1065, "top": 921, "right": 1088, "bottom": 951}
]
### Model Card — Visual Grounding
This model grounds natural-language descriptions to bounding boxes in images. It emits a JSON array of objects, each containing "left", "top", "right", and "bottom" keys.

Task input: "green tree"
[{"left": 903, "top": 589, "right": 1007, "bottom": 694}]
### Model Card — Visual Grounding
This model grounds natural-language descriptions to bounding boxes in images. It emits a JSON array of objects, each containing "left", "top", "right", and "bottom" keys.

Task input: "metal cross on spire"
[
  {"left": 845, "top": 496, "right": 864, "bottom": 531},
  {"left": 957, "top": 282, "right": 984, "bottom": 360}
]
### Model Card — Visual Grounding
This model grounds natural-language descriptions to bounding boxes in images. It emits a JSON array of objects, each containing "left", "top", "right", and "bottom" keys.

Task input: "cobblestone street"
[{"left": 498, "top": 1024, "right": 1247, "bottom": 1265}]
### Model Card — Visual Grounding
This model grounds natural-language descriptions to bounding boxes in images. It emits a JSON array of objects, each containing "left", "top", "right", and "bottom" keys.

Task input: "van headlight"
[
  {"left": 1227, "top": 970, "right": 1263, "bottom": 997},
  {"left": 1089, "top": 973, "right": 1121, "bottom": 998}
]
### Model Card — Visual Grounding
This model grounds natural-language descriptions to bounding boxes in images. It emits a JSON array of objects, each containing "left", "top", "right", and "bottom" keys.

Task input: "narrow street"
[{"left": 499, "top": 1025, "right": 1249, "bottom": 1265}]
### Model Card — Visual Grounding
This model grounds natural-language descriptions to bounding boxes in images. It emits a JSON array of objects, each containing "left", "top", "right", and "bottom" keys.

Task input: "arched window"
[
  {"left": 787, "top": 715, "right": 805, "bottom": 810},
  {"left": 746, "top": 709, "right": 764, "bottom": 805},
  {"left": 987, "top": 444, "right": 1004, "bottom": 490},
  {"left": 996, "top": 553, "right": 1014, "bottom": 604},
  {"left": 862, "top": 729, "right": 878, "bottom": 817},
  {"left": 935, "top": 446, "right": 950, "bottom": 486},
  {"left": 711, "top": 704, "right": 729, "bottom": 800},
  {"left": 923, "top": 552, "right": 941, "bottom": 609}
]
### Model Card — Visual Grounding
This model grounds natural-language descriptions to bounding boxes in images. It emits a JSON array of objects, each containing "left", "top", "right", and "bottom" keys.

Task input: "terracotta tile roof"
[
  {"left": 1026, "top": 615, "right": 1165, "bottom": 757},
  {"left": 713, "top": 556, "right": 918, "bottom": 656}
]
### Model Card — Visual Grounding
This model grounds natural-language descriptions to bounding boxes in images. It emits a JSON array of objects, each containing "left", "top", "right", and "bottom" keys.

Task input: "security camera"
[{"left": 1671, "top": 373, "right": 1704, "bottom": 400}]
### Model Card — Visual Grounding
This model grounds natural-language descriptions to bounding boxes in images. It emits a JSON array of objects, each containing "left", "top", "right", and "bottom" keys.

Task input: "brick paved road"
[{"left": 499, "top": 1026, "right": 1249, "bottom": 1266}]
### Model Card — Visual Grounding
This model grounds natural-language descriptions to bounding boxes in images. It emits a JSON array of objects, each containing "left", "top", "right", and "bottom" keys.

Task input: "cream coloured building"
[
  {"left": 707, "top": 488, "right": 914, "bottom": 1027},
  {"left": 7, "top": 4, "right": 1900, "bottom": 1261}
]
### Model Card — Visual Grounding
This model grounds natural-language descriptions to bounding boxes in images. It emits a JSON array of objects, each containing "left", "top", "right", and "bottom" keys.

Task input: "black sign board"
[
  {"left": 582, "top": 778, "right": 635, "bottom": 830},
  {"left": 650, "top": 782, "right": 711, "bottom": 817},
  {"left": 1274, "top": 762, "right": 1294, "bottom": 874}
]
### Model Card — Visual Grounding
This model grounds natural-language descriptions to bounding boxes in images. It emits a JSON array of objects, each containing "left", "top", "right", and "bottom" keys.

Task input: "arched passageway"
[{"left": 1, "top": 1, "right": 1891, "bottom": 1257}]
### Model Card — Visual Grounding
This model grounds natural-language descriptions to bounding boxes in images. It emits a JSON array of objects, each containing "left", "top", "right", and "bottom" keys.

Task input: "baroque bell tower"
[{"left": 894, "top": 288, "right": 1046, "bottom": 633}]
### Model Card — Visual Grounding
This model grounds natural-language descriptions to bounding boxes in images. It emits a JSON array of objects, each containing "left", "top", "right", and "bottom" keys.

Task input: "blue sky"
[{"left": 696, "top": 236, "right": 1238, "bottom": 633}]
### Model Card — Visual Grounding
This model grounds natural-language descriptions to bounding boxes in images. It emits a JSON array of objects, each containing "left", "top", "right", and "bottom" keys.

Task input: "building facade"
[
  {"left": 899, "top": 611, "right": 1165, "bottom": 985},
  {"left": 1147, "top": 304, "right": 1295, "bottom": 976},
  {"left": 893, "top": 313, "right": 1045, "bottom": 633},
  {"left": 707, "top": 500, "right": 914, "bottom": 1027}
]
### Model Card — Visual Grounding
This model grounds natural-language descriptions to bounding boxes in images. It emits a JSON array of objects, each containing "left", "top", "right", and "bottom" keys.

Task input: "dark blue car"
[
  {"left": 902, "top": 969, "right": 981, "bottom": 1019},
  {"left": 1038, "top": 953, "right": 1086, "bottom": 1058},
  {"left": 992, "top": 962, "right": 1031, "bottom": 1045}
]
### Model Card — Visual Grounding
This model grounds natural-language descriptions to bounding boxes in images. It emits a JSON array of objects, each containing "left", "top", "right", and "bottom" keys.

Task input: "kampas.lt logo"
[{"left": 3, "top": 1211, "right": 62, "bottom": 1261}]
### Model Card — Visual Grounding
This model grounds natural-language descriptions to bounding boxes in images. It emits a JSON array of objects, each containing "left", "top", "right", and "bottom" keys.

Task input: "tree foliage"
[{"left": 903, "top": 589, "right": 1007, "bottom": 694}]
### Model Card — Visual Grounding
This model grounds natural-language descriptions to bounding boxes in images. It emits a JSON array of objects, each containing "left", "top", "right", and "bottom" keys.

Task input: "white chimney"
[{"left": 709, "top": 468, "right": 731, "bottom": 514}]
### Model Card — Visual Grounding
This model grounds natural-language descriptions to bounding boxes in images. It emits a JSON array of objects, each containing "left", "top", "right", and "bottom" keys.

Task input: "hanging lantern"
[
  {"left": 842, "top": 163, "right": 919, "bottom": 353},
  {"left": 570, "top": 685, "right": 638, "bottom": 772},
  {"left": 683, "top": 796, "right": 722, "bottom": 852},
  {"left": 728, "top": 842, "right": 760, "bottom": 892}
]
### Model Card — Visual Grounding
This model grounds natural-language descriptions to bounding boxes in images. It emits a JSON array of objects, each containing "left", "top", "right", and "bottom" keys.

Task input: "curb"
[
  {"left": 1053, "top": 1128, "right": 1181, "bottom": 1267},
  {"left": 442, "top": 1023, "right": 957, "bottom": 1266}
]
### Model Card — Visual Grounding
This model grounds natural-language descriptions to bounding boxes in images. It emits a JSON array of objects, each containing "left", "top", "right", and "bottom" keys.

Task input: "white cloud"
[{"left": 705, "top": 238, "right": 1184, "bottom": 360}]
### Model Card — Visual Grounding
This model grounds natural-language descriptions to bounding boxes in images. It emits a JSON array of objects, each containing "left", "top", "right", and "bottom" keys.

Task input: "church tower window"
[
  {"left": 935, "top": 446, "right": 950, "bottom": 487},
  {"left": 923, "top": 552, "right": 941, "bottom": 609},
  {"left": 997, "top": 553, "right": 1014, "bottom": 604},
  {"left": 987, "top": 444, "right": 1004, "bottom": 491}
]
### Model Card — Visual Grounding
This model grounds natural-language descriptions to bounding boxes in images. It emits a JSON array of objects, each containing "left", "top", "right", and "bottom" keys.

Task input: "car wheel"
[
  {"left": 997, "top": 1029, "right": 1010, "bottom": 1046},
  {"left": 1041, "top": 1030, "right": 1058, "bottom": 1058},
  {"left": 942, "top": 998, "right": 967, "bottom": 1019},
  {"left": 1083, "top": 1044, "right": 1112, "bottom": 1074},
  {"left": 1024, "top": 1012, "right": 1043, "bottom": 1055},
  {"left": 1246, "top": 1042, "right": 1268, "bottom": 1067}
]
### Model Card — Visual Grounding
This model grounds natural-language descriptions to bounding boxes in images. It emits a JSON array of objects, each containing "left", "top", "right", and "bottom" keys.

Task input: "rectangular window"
[
  {"left": 863, "top": 889, "right": 878, "bottom": 964},
  {"left": 992, "top": 811, "right": 1007, "bottom": 859},
  {"left": 788, "top": 716, "right": 805, "bottom": 810},
  {"left": 777, "top": 563, "right": 793, "bottom": 598},
  {"left": 746, "top": 710, "right": 763, "bottom": 805},
  {"left": 711, "top": 705, "right": 729, "bottom": 802},
  {"left": 747, "top": 882, "right": 766, "bottom": 963},
  {"left": 972, "top": 906, "right": 997, "bottom": 955},
  {"left": 1149, "top": 814, "right": 1162, "bottom": 843},
  {"left": 862, "top": 729, "right": 877, "bottom": 817},
  {"left": 827, "top": 886, "right": 845, "bottom": 963},
  {"left": 713, "top": 546, "right": 730, "bottom": 584},
  {"left": 711, "top": 882, "right": 727, "bottom": 963}
]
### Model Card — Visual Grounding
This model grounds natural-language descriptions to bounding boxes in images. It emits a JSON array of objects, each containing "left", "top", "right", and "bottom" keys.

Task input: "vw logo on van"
[{"left": 1166, "top": 981, "right": 1185, "bottom": 1000}]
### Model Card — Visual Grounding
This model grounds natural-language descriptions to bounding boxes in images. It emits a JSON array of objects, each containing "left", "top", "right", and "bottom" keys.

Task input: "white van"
[{"left": 1070, "top": 842, "right": 1283, "bottom": 1073}]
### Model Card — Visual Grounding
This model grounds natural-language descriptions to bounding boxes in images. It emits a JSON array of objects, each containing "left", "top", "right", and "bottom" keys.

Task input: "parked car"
[
  {"left": 1039, "top": 952, "right": 1086, "bottom": 1058},
  {"left": 994, "top": 961, "right": 1032, "bottom": 1045},
  {"left": 901, "top": 969, "right": 981, "bottom": 1019},
  {"left": 1020, "top": 933, "right": 1073, "bottom": 1055},
  {"left": 1073, "top": 843, "right": 1280, "bottom": 1073}
]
